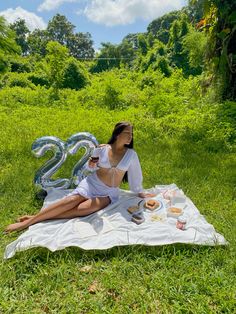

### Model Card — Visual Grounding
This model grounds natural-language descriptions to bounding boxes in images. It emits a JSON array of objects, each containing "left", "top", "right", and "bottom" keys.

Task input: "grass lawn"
[{"left": 0, "top": 102, "right": 235, "bottom": 313}]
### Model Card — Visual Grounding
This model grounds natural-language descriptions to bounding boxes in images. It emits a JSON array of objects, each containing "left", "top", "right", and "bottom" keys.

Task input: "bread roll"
[
  {"left": 144, "top": 199, "right": 160, "bottom": 211},
  {"left": 167, "top": 207, "right": 183, "bottom": 218},
  {"left": 169, "top": 207, "right": 182, "bottom": 213}
]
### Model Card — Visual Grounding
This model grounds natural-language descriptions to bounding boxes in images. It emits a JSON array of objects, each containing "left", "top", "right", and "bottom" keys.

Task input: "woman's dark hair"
[
  {"left": 107, "top": 121, "right": 133, "bottom": 183},
  {"left": 107, "top": 122, "right": 133, "bottom": 148}
]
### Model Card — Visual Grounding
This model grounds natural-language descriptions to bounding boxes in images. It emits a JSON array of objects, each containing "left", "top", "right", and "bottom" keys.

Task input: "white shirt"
[{"left": 90, "top": 145, "right": 143, "bottom": 193}]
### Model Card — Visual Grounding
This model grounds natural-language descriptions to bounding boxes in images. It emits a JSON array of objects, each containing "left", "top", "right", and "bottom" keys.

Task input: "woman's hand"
[
  {"left": 138, "top": 192, "right": 157, "bottom": 198},
  {"left": 88, "top": 157, "right": 99, "bottom": 168}
]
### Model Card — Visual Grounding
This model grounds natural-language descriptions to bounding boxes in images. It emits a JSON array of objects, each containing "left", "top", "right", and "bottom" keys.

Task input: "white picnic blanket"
[{"left": 4, "top": 184, "right": 227, "bottom": 259}]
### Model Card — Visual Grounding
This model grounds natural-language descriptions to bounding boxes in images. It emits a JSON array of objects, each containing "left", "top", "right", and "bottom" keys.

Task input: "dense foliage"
[
  {"left": 1, "top": 2, "right": 235, "bottom": 99},
  {"left": 10, "top": 14, "right": 95, "bottom": 59},
  {"left": 0, "top": 1, "right": 234, "bottom": 143},
  {"left": 187, "top": 0, "right": 236, "bottom": 99}
]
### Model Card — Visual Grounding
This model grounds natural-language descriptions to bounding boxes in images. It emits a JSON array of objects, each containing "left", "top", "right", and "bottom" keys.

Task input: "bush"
[
  {"left": 203, "top": 121, "right": 235, "bottom": 152},
  {"left": 181, "top": 105, "right": 235, "bottom": 152},
  {"left": 0, "top": 86, "right": 52, "bottom": 108},
  {"left": 153, "top": 56, "right": 172, "bottom": 77},
  {"left": 63, "top": 59, "right": 89, "bottom": 90},
  {"left": 217, "top": 101, "right": 236, "bottom": 129},
  {"left": 2, "top": 73, "right": 36, "bottom": 89},
  {"left": 76, "top": 69, "right": 147, "bottom": 110},
  {"left": 0, "top": 51, "right": 10, "bottom": 74},
  {"left": 138, "top": 70, "right": 163, "bottom": 90},
  {"left": 9, "top": 56, "right": 33, "bottom": 73},
  {"left": 147, "top": 93, "right": 183, "bottom": 118},
  {"left": 103, "top": 85, "right": 122, "bottom": 110},
  {"left": 28, "top": 73, "right": 50, "bottom": 87}
]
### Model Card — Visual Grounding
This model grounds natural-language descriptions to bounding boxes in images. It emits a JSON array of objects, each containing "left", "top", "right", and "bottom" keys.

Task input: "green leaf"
[
  {"left": 217, "top": 31, "right": 228, "bottom": 40},
  {"left": 228, "top": 11, "right": 236, "bottom": 23}
]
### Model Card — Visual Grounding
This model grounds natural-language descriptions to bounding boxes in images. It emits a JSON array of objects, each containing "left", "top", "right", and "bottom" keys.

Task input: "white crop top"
[{"left": 90, "top": 145, "right": 143, "bottom": 193}]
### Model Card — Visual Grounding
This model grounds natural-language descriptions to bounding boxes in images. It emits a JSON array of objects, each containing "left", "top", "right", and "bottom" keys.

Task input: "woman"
[{"left": 5, "top": 122, "right": 155, "bottom": 232}]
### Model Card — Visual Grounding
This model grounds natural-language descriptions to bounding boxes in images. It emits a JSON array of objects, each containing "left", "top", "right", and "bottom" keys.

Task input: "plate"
[{"left": 140, "top": 199, "right": 163, "bottom": 212}]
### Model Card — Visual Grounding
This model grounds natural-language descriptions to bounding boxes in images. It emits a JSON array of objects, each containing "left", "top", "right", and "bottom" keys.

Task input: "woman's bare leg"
[
  {"left": 48, "top": 196, "right": 111, "bottom": 219},
  {"left": 18, "top": 197, "right": 111, "bottom": 220},
  {"left": 17, "top": 196, "right": 111, "bottom": 222},
  {"left": 17, "top": 193, "right": 96, "bottom": 222},
  {"left": 5, "top": 194, "right": 86, "bottom": 232},
  {"left": 17, "top": 195, "right": 86, "bottom": 222}
]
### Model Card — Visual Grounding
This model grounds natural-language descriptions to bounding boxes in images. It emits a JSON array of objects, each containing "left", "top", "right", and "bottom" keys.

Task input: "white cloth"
[
  {"left": 67, "top": 172, "right": 119, "bottom": 204},
  {"left": 4, "top": 184, "right": 228, "bottom": 259}
]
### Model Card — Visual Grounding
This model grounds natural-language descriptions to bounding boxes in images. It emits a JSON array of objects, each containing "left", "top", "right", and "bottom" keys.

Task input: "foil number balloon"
[
  {"left": 32, "top": 132, "right": 98, "bottom": 190},
  {"left": 32, "top": 136, "right": 70, "bottom": 190},
  {"left": 66, "top": 132, "right": 98, "bottom": 186}
]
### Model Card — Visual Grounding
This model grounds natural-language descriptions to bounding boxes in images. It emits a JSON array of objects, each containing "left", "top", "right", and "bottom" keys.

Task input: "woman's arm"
[
  {"left": 128, "top": 151, "right": 157, "bottom": 198},
  {"left": 127, "top": 151, "right": 144, "bottom": 193}
]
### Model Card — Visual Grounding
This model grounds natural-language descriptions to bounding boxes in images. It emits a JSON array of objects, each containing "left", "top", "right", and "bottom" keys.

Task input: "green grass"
[{"left": 0, "top": 94, "right": 235, "bottom": 313}]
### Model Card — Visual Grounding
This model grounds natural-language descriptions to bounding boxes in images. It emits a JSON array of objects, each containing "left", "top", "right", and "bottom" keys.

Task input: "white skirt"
[{"left": 68, "top": 172, "right": 119, "bottom": 204}]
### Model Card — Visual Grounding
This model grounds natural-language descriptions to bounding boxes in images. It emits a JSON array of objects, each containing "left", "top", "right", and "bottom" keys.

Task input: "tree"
[
  {"left": 0, "top": 16, "right": 21, "bottom": 73},
  {"left": 136, "top": 39, "right": 171, "bottom": 75},
  {"left": 188, "top": 0, "right": 236, "bottom": 99},
  {"left": 137, "top": 34, "right": 148, "bottom": 55},
  {"left": 67, "top": 32, "right": 94, "bottom": 59},
  {"left": 168, "top": 20, "right": 184, "bottom": 68},
  {"left": 167, "top": 14, "right": 193, "bottom": 74},
  {"left": 27, "top": 14, "right": 95, "bottom": 59},
  {"left": 182, "top": 27, "right": 207, "bottom": 74},
  {"left": 119, "top": 40, "right": 136, "bottom": 67},
  {"left": 0, "top": 17, "right": 21, "bottom": 54},
  {"left": 153, "top": 56, "right": 172, "bottom": 77},
  {"left": 147, "top": 32, "right": 155, "bottom": 47},
  {"left": 90, "top": 43, "right": 121, "bottom": 72},
  {"left": 122, "top": 33, "right": 139, "bottom": 49},
  {"left": 103, "top": 85, "right": 121, "bottom": 110},
  {"left": 147, "top": 11, "right": 181, "bottom": 44},
  {"left": 47, "top": 14, "right": 75, "bottom": 45},
  {"left": 91, "top": 38, "right": 137, "bottom": 72},
  {"left": 187, "top": 0, "right": 205, "bottom": 23},
  {"left": 46, "top": 14, "right": 94, "bottom": 60},
  {"left": 46, "top": 41, "right": 69, "bottom": 91},
  {"left": 9, "top": 55, "right": 33, "bottom": 73},
  {"left": 10, "top": 19, "right": 29, "bottom": 55},
  {"left": 28, "top": 29, "right": 49, "bottom": 56}
]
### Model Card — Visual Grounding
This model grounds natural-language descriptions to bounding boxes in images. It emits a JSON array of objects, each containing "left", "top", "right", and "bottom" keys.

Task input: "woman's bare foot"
[
  {"left": 17, "top": 215, "right": 34, "bottom": 222},
  {"left": 5, "top": 221, "right": 29, "bottom": 233}
]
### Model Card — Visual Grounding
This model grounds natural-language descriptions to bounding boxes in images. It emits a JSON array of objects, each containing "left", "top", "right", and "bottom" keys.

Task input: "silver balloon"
[
  {"left": 32, "top": 136, "right": 70, "bottom": 190},
  {"left": 66, "top": 132, "right": 99, "bottom": 185}
]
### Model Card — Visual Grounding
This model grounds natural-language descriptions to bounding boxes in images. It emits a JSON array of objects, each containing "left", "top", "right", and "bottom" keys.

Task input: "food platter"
[
  {"left": 140, "top": 199, "right": 163, "bottom": 212},
  {"left": 167, "top": 206, "right": 183, "bottom": 218}
]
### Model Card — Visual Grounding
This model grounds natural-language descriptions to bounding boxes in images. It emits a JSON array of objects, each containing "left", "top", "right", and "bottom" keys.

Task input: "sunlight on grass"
[{"left": 0, "top": 91, "right": 235, "bottom": 313}]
